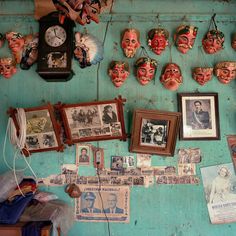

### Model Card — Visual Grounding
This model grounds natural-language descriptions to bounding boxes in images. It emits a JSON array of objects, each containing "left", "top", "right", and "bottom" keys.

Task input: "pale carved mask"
[
  {"left": 6, "top": 32, "right": 25, "bottom": 64},
  {"left": 193, "top": 67, "right": 213, "bottom": 86},
  {"left": 135, "top": 57, "right": 157, "bottom": 86},
  {"left": 0, "top": 58, "right": 17, "bottom": 79},
  {"left": 174, "top": 25, "right": 198, "bottom": 54},
  {"left": 202, "top": 30, "right": 224, "bottom": 54},
  {"left": 161, "top": 63, "right": 182, "bottom": 90},
  {"left": 214, "top": 61, "right": 236, "bottom": 84},
  {"left": 147, "top": 28, "right": 169, "bottom": 55},
  {"left": 121, "top": 28, "right": 140, "bottom": 58},
  {"left": 108, "top": 61, "right": 130, "bottom": 88},
  {"left": 52, "top": 0, "right": 101, "bottom": 25}
]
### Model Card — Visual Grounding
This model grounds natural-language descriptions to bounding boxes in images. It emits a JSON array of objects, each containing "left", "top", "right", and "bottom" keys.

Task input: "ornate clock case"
[{"left": 37, "top": 12, "right": 75, "bottom": 82}]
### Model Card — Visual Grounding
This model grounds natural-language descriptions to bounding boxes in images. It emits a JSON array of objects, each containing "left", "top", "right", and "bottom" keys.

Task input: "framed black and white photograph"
[
  {"left": 8, "top": 103, "right": 63, "bottom": 156},
  {"left": 178, "top": 93, "right": 220, "bottom": 140},
  {"left": 130, "top": 109, "right": 181, "bottom": 156},
  {"left": 57, "top": 96, "right": 127, "bottom": 144}
]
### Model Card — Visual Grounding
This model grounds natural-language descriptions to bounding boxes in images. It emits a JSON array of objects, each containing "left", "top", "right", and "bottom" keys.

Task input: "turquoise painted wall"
[{"left": 0, "top": 0, "right": 236, "bottom": 235}]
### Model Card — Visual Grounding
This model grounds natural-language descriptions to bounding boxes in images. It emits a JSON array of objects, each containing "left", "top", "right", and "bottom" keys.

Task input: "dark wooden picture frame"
[
  {"left": 130, "top": 109, "right": 181, "bottom": 156},
  {"left": 8, "top": 103, "right": 63, "bottom": 156},
  {"left": 177, "top": 93, "right": 220, "bottom": 140},
  {"left": 57, "top": 96, "right": 127, "bottom": 144}
]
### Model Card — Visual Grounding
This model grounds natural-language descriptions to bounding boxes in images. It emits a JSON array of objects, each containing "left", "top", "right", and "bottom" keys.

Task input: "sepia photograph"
[
  {"left": 178, "top": 148, "right": 201, "bottom": 163},
  {"left": 76, "top": 144, "right": 91, "bottom": 165},
  {"left": 201, "top": 163, "right": 236, "bottom": 224},
  {"left": 178, "top": 93, "right": 220, "bottom": 140}
]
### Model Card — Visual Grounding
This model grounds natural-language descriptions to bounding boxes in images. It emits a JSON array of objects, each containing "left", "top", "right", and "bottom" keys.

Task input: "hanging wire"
[
  {"left": 128, "top": 16, "right": 133, "bottom": 29},
  {"left": 208, "top": 13, "right": 217, "bottom": 31},
  {"left": 156, "top": 13, "right": 161, "bottom": 27},
  {"left": 169, "top": 43, "right": 173, "bottom": 63}
]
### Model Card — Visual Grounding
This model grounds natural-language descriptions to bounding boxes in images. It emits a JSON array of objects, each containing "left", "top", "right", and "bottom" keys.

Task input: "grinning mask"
[
  {"left": 202, "top": 29, "right": 224, "bottom": 54},
  {"left": 135, "top": 57, "right": 157, "bottom": 86},
  {"left": 108, "top": 61, "right": 130, "bottom": 88},
  {"left": 193, "top": 67, "right": 213, "bottom": 86},
  {"left": 147, "top": 28, "right": 169, "bottom": 55},
  {"left": 214, "top": 61, "right": 236, "bottom": 84},
  {"left": 160, "top": 63, "right": 182, "bottom": 90},
  {"left": 174, "top": 25, "right": 198, "bottom": 54}
]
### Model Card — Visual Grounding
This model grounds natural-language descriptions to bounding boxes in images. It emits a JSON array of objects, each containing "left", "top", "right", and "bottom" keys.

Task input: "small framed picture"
[
  {"left": 8, "top": 103, "right": 63, "bottom": 156},
  {"left": 130, "top": 109, "right": 181, "bottom": 156},
  {"left": 76, "top": 144, "right": 91, "bottom": 166},
  {"left": 178, "top": 93, "right": 220, "bottom": 140},
  {"left": 57, "top": 96, "right": 127, "bottom": 144}
]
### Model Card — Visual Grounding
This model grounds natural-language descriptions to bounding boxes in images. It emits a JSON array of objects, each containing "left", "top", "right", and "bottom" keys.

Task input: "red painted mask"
[
  {"left": 0, "top": 58, "right": 17, "bottom": 79},
  {"left": 147, "top": 28, "right": 169, "bottom": 55},
  {"left": 232, "top": 33, "right": 236, "bottom": 51},
  {"left": 214, "top": 61, "right": 236, "bottom": 84},
  {"left": 202, "top": 30, "right": 225, "bottom": 54},
  {"left": 121, "top": 28, "right": 140, "bottom": 58},
  {"left": 108, "top": 61, "right": 130, "bottom": 88},
  {"left": 193, "top": 67, "right": 213, "bottom": 86},
  {"left": 53, "top": 0, "right": 101, "bottom": 25},
  {"left": 6, "top": 32, "right": 25, "bottom": 64},
  {"left": 161, "top": 63, "right": 182, "bottom": 90},
  {"left": 174, "top": 25, "right": 198, "bottom": 54},
  {"left": 135, "top": 57, "right": 157, "bottom": 86}
]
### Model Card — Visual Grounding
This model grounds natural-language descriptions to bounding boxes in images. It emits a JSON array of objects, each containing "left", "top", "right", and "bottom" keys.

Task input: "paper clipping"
[
  {"left": 201, "top": 163, "right": 236, "bottom": 224},
  {"left": 75, "top": 185, "right": 130, "bottom": 223}
]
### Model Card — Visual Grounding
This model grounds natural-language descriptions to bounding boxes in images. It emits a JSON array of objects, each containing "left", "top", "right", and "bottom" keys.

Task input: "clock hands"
[{"left": 54, "top": 28, "right": 62, "bottom": 40}]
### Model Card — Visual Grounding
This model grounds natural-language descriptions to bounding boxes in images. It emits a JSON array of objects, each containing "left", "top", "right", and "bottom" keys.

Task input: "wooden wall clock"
[{"left": 37, "top": 12, "right": 75, "bottom": 82}]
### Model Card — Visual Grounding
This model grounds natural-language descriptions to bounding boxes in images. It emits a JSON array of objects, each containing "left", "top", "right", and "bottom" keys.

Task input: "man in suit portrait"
[
  {"left": 104, "top": 193, "right": 124, "bottom": 214},
  {"left": 191, "top": 100, "right": 210, "bottom": 130},
  {"left": 81, "top": 192, "right": 101, "bottom": 213},
  {"left": 79, "top": 147, "right": 89, "bottom": 163}
]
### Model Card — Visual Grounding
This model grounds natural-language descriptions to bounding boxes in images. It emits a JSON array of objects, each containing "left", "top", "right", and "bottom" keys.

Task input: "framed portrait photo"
[
  {"left": 130, "top": 109, "right": 181, "bottom": 156},
  {"left": 57, "top": 96, "right": 127, "bottom": 144},
  {"left": 8, "top": 103, "right": 63, "bottom": 156},
  {"left": 178, "top": 93, "right": 220, "bottom": 140}
]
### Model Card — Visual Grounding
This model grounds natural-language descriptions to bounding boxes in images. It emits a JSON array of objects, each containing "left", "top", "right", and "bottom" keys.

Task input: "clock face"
[{"left": 45, "top": 25, "right": 67, "bottom": 47}]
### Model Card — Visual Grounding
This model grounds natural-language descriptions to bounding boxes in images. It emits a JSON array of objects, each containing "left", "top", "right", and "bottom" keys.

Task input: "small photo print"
[
  {"left": 66, "top": 105, "right": 101, "bottom": 130},
  {"left": 26, "top": 109, "right": 53, "bottom": 135},
  {"left": 47, "top": 52, "right": 67, "bottom": 68},
  {"left": 110, "top": 122, "right": 122, "bottom": 136},
  {"left": 26, "top": 135, "right": 40, "bottom": 150},
  {"left": 99, "top": 104, "right": 118, "bottom": 125},
  {"left": 123, "top": 156, "right": 135, "bottom": 169},
  {"left": 78, "top": 128, "right": 92, "bottom": 138},
  {"left": 111, "top": 156, "right": 123, "bottom": 171},
  {"left": 178, "top": 163, "right": 196, "bottom": 176},
  {"left": 140, "top": 119, "right": 168, "bottom": 148},
  {"left": 61, "top": 164, "right": 78, "bottom": 175},
  {"left": 91, "top": 126, "right": 111, "bottom": 136},
  {"left": 178, "top": 148, "right": 201, "bottom": 164},
  {"left": 76, "top": 145, "right": 91, "bottom": 165},
  {"left": 42, "top": 133, "right": 57, "bottom": 148},
  {"left": 136, "top": 154, "right": 151, "bottom": 168}
]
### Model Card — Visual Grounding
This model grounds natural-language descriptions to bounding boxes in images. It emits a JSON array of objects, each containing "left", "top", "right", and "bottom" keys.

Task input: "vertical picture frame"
[{"left": 178, "top": 93, "right": 220, "bottom": 140}]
